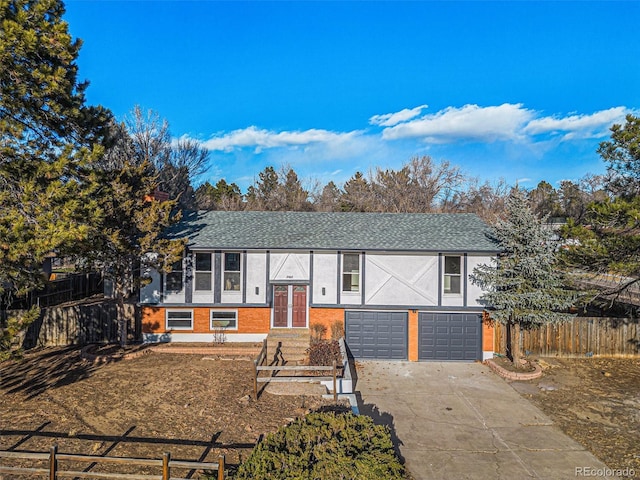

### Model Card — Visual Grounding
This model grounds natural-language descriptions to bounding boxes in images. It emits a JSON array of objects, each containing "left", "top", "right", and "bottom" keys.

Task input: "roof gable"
[{"left": 166, "top": 211, "right": 499, "bottom": 253}]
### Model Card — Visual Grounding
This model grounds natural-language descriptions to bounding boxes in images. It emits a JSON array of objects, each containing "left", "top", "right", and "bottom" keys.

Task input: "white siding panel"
[
  {"left": 466, "top": 255, "right": 494, "bottom": 306},
  {"left": 312, "top": 252, "right": 338, "bottom": 304},
  {"left": 365, "top": 254, "right": 438, "bottom": 306},
  {"left": 270, "top": 252, "right": 310, "bottom": 282},
  {"left": 163, "top": 290, "right": 185, "bottom": 303},
  {"left": 246, "top": 251, "right": 267, "bottom": 303},
  {"left": 140, "top": 268, "right": 161, "bottom": 304}
]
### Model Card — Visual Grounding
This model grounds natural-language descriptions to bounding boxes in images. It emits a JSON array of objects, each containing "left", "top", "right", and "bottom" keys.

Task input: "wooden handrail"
[
  {"left": 256, "top": 365, "right": 337, "bottom": 371},
  {"left": 0, "top": 447, "right": 225, "bottom": 480}
]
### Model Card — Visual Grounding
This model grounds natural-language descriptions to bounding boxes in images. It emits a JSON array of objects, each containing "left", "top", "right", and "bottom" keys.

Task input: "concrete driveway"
[{"left": 355, "top": 361, "right": 618, "bottom": 480}]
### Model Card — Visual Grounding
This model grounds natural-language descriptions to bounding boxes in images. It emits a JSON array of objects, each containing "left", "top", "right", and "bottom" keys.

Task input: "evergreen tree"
[
  {"left": 85, "top": 121, "right": 185, "bottom": 346},
  {"left": 598, "top": 114, "right": 640, "bottom": 198},
  {"left": 246, "top": 166, "right": 282, "bottom": 210},
  {"left": 527, "top": 181, "right": 561, "bottom": 218},
  {"left": 0, "top": 0, "right": 110, "bottom": 305},
  {"left": 562, "top": 116, "right": 640, "bottom": 299},
  {"left": 471, "top": 188, "right": 579, "bottom": 367},
  {"left": 313, "top": 180, "right": 342, "bottom": 212},
  {"left": 195, "top": 179, "right": 243, "bottom": 210},
  {"left": 281, "top": 167, "right": 311, "bottom": 211},
  {"left": 340, "top": 171, "right": 373, "bottom": 212}
]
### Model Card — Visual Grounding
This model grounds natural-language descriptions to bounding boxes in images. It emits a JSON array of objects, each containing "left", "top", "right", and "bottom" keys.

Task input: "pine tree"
[
  {"left": 471, "top": 187, "right": 579, "bottom": 367},
  {"left": 561, "top": 116, "right": 640, "bottom": 299},
  {"left": 85, "top": 122, "right": 185, "bottom": 346},
  {"left": 0, "top": 0, "right": 110, "bottom": 305}
]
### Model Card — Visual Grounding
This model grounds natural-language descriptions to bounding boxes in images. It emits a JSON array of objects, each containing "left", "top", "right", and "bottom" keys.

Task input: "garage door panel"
[
  {"left": 346, "top": 311, "right": 408, "bottom": 360},
  {"left": 419, "top": 312, "right": 481, "bottom": 361}
]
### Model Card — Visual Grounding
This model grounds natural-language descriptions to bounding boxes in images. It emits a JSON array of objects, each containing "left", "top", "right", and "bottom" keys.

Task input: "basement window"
[
  {"left": 210, "top": 310, "right": 238, "bottom": 330},
  {"left": 166, "top": 310, "right": 193, "bottom": 330}
]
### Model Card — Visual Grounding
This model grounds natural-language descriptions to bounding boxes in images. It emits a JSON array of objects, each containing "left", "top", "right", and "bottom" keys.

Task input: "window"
[
  {"left": 166, "top": 310, "right": 193, "bottom": 330},
  {"left": 166, "top": 259, "right": 183, "bottom": 292},
  {"left": 194, "top": 253, "right": 212, "bottom": 291},
  {"left": 342, "top": 253, "right": 360, "bottom": 292},
  {"left": 210, "top": 310, "right": 237, "bottom": 330},
  {"left": 224, "top": 252, "right": 241, "bottom": 291},
  {"left": 444, "top": 256, "right": 461, "bottom": 294}
]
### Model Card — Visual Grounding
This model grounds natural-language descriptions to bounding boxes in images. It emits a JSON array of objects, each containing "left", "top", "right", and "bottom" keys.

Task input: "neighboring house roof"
[{"left": 166, "top": 211, "right": 499, "bottom": 253}]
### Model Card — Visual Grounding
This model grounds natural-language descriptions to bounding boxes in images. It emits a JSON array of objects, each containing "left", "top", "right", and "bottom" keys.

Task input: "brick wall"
[
  {"left": 482, "top": 311, "right": 494, "bottom": 353},
  {"left": 141, "top": 306, "right": 270, "bottom": 334},
  {"left": 408, "top": 310, "right": 419, "bottom": 361},
  {"left": 309, "top": 307, "right": 345, "bottom": 339}
]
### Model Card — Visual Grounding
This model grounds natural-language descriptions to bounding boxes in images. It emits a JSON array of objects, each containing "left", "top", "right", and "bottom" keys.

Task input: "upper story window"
[
  {"left": 342, "top": 253, "right": 360, "bottom": 292},
  {"left": 194, "top": 253, "right": 212, "bottom": 291},
  {"left": 443, "top": 256, "right": 461, "bottom": 294},
  {"left": 224, "top": 252, "right": 241, "bottom": 291},
  {"left": 166, "top": 259, "right": 183, "bottom": 292}
]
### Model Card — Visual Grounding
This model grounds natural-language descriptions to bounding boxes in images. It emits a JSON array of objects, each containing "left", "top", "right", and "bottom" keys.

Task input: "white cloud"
[
  {"left": 369, "top": 104, "right": 428, "bottom": 127},
  {"left": 199, "top": 126, "right": 361, "bottom": 152},
  {"left": 522, "top": 107, "right": 628, "bottom": 140},
  {"left": 376, "top": 104, "right": 635, "bottom": 145},
  {"left": 381, "top": 103, "right": 535, "bottom": 143}
]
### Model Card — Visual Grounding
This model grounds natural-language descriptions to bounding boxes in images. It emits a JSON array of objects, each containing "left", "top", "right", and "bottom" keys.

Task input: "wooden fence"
[
  {"left": 4, "top": 300, "right": 140, "bottom": 348},
  {"left": 493, "top": 317, "right": 640, "bottom": 357},
  {"left": 0, "top": 445, "right": 225, "bottom": 480},
  {"left": 252, "top": 339, "right": 340, "bottom": 401}
]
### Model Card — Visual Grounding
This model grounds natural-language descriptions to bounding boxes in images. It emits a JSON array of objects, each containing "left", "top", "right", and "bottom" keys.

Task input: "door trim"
[{"left": 271, "top": 284, "right": 308, "bottom": 328}]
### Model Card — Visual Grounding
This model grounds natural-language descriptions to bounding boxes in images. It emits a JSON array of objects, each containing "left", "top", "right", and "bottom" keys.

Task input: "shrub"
[
  {"left": 330, "top": 320, "right": 344, "bottom": 340},
  {"left": 234, "top": 412, "right": 406, "bottom": 480},
  {"left": 307, "top": 339, "right": 341, "bottom": 366},
  {"left": 309, "top": 322, "right": 327, "bottom": 342}
]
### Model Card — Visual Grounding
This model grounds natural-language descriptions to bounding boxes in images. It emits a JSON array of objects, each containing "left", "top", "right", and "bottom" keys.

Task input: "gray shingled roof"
[{"left": 166, "top": 211, "right": 499, "bottom": 253}]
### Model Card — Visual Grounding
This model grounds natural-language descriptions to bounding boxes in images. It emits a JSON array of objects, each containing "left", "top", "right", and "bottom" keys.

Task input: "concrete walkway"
[{"left": 356, "top": 361, "right": 618, "bottom": 480}]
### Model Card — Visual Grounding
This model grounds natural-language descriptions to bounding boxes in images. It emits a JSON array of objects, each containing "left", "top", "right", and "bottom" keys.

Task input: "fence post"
[
  {"left": 217, "top": 454, "right": 225, "bottom": 480},
  {"left": 253, "top": 360, "right": 259, "bottom": 400},
  {"left": 332, "top": 360, "right": 337, "bottom": 402},
  {"left": 162, "top": 452, "right": 170, "bottom": 480},
  {"left": 49, "top": 445, "right": 57, "bottom": 480}
]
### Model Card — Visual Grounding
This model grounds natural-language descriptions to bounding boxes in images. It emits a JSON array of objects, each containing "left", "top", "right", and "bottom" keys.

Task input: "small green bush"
[{"left": 234, "top": 411, "right": 406, "bottom": 480}]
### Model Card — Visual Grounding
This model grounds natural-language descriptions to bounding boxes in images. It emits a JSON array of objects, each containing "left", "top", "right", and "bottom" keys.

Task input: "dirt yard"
[
  {"left": 510, "top": 357, "right": 640, "bottom": 478},
  {"left": 0, "top": 346, "right": 342, "bottom": 478}
]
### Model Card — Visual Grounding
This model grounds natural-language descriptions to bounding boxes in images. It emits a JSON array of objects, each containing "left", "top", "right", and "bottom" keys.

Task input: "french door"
[{"left": 272, "top": 285, "right": 307, "bottom": 328}]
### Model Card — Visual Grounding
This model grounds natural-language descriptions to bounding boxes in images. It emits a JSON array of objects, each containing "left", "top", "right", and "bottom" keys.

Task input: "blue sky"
[{"left": 64, "top": 1, "right": 640, "bottom": 191}]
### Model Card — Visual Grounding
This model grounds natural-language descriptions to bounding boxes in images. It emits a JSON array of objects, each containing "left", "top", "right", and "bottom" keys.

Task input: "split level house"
[{"left": 140, "top": 211, "right": 499, "bottom": 362}]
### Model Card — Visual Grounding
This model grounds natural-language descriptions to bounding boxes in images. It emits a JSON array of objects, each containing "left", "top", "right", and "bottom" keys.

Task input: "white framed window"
[
  {"left": 223, "top": 252, "right": 241, "bottom": 291},
  {"left": 443, "top": 256, "right": 461, "bottom": 294},
  {"left": 210, "top": 310, "right": 238, "bottom": 330},
  {"left": 342, "top": 253, "right": 360, "bottom": 292},
  {"left": 165, "top": 259, "right": 183, "bottom": 293},
  {"left": 166, "top": 309, "right": 193, "bottom": 330},
  {"left": 194, "top": 252, "right": 212, "bottom": 291}
]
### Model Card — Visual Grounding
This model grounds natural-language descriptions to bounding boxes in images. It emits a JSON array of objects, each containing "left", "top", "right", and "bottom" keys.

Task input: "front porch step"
[{"left": 266, "top": 329, "right": 311, "bottom": 366}]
